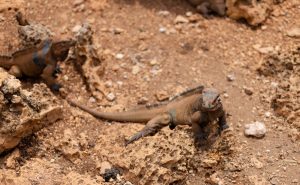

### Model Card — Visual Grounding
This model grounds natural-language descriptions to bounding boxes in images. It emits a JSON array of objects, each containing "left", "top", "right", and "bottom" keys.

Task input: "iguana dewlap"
[
  {"left": 0, "top": 39, "right": 75, "bottom": 90},
  {"left": 68, "top": 87, "right": 229, "bottom": 145}
]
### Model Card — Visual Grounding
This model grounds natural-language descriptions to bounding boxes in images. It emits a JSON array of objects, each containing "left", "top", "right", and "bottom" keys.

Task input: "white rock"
[
  {"left": 244, "top": 121, "right": 267, "bottom": 138},
  {"left": 227, "top": 74, "right": 236, "bottom": 81},
  {"left": 174, "top": 15, "right": 189, "bottom": 24},
  {"left": 159, "top": 27, "right": 166, "bottom": 33},
  {"left": 132, "top": 65, "right": 140, "bottom": 75},
  {"left": 115, "top": 53, "right": 124, "bottom": 60},
  {"left": 106, "top": 93, "right": 116, "bottom": 101},
  {"left": 287, "top": 27, "right": 300, "bottom": 38},
  {"left": 157, "top": 10, "right": 170, "bottom": 16},
  {"left": 72, "top": 25, "right": 82, "bottom": 33}
]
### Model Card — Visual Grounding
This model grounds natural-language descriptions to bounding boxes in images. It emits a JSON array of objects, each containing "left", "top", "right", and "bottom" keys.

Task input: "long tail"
[
  {"left": 68, "top": 99, "right": 165, "bottom": 123},
  {"left": 0, "top": 55, "right": 13, "bottom": 69}
]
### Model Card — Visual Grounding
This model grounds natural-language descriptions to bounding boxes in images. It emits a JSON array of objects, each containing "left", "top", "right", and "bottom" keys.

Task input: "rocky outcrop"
[{"left": 0, "top": 69, "right": 62, "bottom": 153}]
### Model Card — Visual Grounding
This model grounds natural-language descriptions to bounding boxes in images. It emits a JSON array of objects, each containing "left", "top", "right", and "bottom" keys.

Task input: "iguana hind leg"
[
  {"left": 125, "top": 113, "right": 171, "bottom": 146},
  {"left": 8, "top": 65, "right": 23, "bottom": 78}
]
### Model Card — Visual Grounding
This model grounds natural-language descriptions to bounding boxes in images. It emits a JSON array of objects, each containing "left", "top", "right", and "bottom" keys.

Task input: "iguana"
[
  {"left": 68, "top": 87, "right": 229, "bottom": 145},
  {"left": 0, "top": 39, "right": 75, "bottom": 90},
  {"left": 188, "top": 0, "right": 226, "bottom": 17}
]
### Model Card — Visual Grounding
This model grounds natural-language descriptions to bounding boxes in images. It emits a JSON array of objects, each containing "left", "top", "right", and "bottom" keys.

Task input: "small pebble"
[
  {"left": 227, "top": 74, "right": 236, "bottom": 81},
  {"left": 132, "top": 65, "right": 140, "bottom": 75},
  {"left": 159, "top": 27, "right": 167, "bottom": 33},
  {"left": 115, "top": 53, "right": 124, "bottom": 60},
  {"left": 106, "top": 93, "right": 116, "bottom": 101},
  {"left": 174, "top": 15, "right": 189, "bottom": 24}
]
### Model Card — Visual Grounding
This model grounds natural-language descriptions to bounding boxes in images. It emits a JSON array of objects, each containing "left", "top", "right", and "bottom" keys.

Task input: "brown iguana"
[
  {"left": 0, "top": 39, "right": 75, "bottom": 90},
  {"left": 188, "top": 0, "right": 226, "bottom": 17},
  {"left": 68, "top": 87, "right": 229, "bottom": 145}
]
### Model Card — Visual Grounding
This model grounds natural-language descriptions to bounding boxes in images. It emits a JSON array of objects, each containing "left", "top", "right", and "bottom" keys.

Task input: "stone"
[
  {"left": 157, "top": 10, "right": 170, "bottom": 16},
  {"left": 227, "top": 74, "right": 236, "bottom": 81},
  {"left": 206, "top": 173, "right": 224, "bottom": 185},
  {"left": 5, "top": 149, "right": 20, "bottom": 168},
  {"left": 73, "top": 0, "right": 85, "bottom": 7},
  {"left": 0, "top": 70, "right": 62, "bottom": 154},
  {"left": 132, "top": 65, "right": 140, "bottom": 75},
  {"left": 244, "top": 121, "right": 267, "bottom": 138},
  {"left": 98, "top": 161, "right": 112, "bottom": 175},
  {"left": 243, "top": 86, "right": 254, "bottom": 96},
  {"left": 106, "top": 93, "right": 116, "bottom": 101},
  {"left": 159, "top": 27, "right": 167, "bottom": 33},
  {"left": 174, "top": 15, "right": 189, "bottom": 24},
  {"left": 72, "top": 25, "right": 82, "bottom": 33},
  {"left": 155, "top": 90, "right": 168, "bottom": 101},
  {"left": 115, "top": 53, "right": 124, "bottom": 60},
  {"left": 253, "top": 44, "right": 276, "bottom": 54},
  {"left": 251, "top": 157, "right": 264, "bottom": 169},
  {"left": 287, "top": 27, "right": 300, "bottom": 38}
]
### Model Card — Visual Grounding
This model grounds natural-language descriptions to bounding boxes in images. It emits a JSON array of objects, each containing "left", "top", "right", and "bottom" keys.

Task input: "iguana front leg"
[
  {"left": 125, "top": 113, "right": 171, "bottom": 146},
  {"left": 41, "top": 64, "right": 61, "bottom": 91},
  {"left": 217, "top": 111, "right": 229, "bottom": 135},
  {"left": 191, "top": 111, "right": 209, "bottom": 141}
]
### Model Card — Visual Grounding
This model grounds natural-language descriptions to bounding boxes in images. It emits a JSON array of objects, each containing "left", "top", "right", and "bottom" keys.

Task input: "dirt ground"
[{"left": 0, "top": 0, "right": 299, "bottom": 185}]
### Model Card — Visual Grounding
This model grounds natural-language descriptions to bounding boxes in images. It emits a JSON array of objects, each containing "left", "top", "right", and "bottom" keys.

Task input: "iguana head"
[
  {"left": 51, "top": 40, "right": 76, "bottom": 61},
  {"left": 202, "top": 88, "right": 222, "bottom": 111}
]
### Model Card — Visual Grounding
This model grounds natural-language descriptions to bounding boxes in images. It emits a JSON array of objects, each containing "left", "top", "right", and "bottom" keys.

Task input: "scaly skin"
[
  {"left": 68, "top": 87, "right": 229, "bottom": 145},
  {"left": 0, "top": 39, "right": 75, "bottom": 90}
]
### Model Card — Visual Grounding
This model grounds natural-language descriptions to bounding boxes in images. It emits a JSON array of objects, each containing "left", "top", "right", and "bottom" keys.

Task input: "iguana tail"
[
  {"left": 0, "top": 55, "right": 13, "bottom": 69},
  {"left": 68, "top": 99, "right": 165, "bottom": 123}
]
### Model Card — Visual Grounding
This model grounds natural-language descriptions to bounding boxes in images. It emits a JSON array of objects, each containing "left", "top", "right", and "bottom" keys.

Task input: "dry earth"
[{"left": 0, "top": 0, "right": 299, "bottom": 185}]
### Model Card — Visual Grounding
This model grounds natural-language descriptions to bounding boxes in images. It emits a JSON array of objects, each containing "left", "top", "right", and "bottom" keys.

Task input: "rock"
[
  {"left": 150, "top": 59, "right": 158, "bottom": 66},
  {"left": 159, "top": 27, "right": 167, "bottom": 33},
  {"left": 226, "top": 0, "right": 272, "bottom": 26},
  {"left": 112, "top": 27, "right": 124, "bottom": 34},
  {"left": 157, "top": 10, "right": 170, "bottom": 16},
  {"left": 206, "top": 173, "right": 224, "bottom": 185},
  {"left": 288, "top": 128, "right": 300, "bottom": 142},
  {"left": 253, "top": 44, "right": 275, "bottom": 54},
  {"left": 174, "top": 15, "right": 189, "bottom": 24},
  {"left": 244, "top": 121, "right": 267, "bottom": 138},
  {"left": 132, "top": 65, "right": 140, "bottom": 75},
  {"left": 248, "top": 175, "right": 268, "bottom": 185},
  {"left": 251, "top": 157, "right": 264, "bottom": 169},
  {"left": 106, "top": 93, "right": 116, "bottom": 101},
  {"left": 98, "top": 161, "right": 112, "bottom": 175},
  {"left": 155, "top": 90, "right": 169, "bottom": 101},
  {"left": 243, "top": 86, "right": 254, "bottom": 96},
  {"left": 227, "top": 74, "right": 236, "bottom": 81},
  {"left": 201, "top": 158, "right": 219, "bottom": 168},
  {"left": 264, "top": 112, "right": 271, "bottom": 118},
  {"left": 72, "top": 25, "right": 82, "bottom": 33},
  {"left": 0, "top": 70, "right": 62, "bottom": 154},
  {"left": 292, "top": 179, "right": 298, "bottom": 183},
  {"left": 0, "top": 14, "right": 5, "bottom": 22},
  {"left": 137, "top": 97, "right": 149, "bottom": 105},
  {"left": 115, "top": 53, "right": 124, "bottom": 60},
  {"left": 18, "top": 22, "right": 53, "bottom": 46},
  {"left": 73, "top": 0, "right": 85, "bottom": 7},
  {"left": 286, "top": 27, "right": 300, "bottom": 38},
  {"left": 124, "top": 182, "right": 134, "bottom": 185},
  {"left": 5, "top": 149, "right": 20, "bottom": 168}
]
